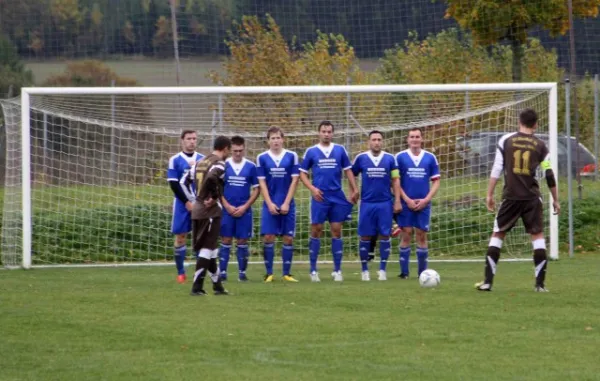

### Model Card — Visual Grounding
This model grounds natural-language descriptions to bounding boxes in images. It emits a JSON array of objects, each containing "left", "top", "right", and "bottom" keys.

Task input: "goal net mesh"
[{"left": 0, "top": 88, "right": 551, "bottom": 267}]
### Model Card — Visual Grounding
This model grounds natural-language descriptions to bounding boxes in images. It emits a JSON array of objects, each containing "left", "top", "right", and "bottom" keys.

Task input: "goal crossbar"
[{"left": 17, "top": 83, "right": 559, "bottom": 269}]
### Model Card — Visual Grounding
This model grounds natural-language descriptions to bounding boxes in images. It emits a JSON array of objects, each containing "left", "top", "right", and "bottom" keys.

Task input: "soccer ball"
[{"left": 419, "top": 269, "right": 440, "bottom": 288}]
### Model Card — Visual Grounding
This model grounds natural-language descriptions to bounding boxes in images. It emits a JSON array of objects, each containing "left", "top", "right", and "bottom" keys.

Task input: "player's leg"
[
  {"left": 218, "top": 212, "right": 235, "bottom": 281},
  {"left": 261, "top": 203, "right": 277, "bottom": 282},
  {"left": 414, "top": 206, "right": 432, "bottom": 276},
  {"left": 377, "top": 201, "right": 393, "bottom": 280},
  {"left": 523, "top": 198, "right": 548, "bottom": 291},
  {"left": 205, "top": 217, "right": 228, "bottom": 295},
  {"left": 368, "top": 236, "right": 377, "bottom": 262},
  {"left": 190, "top": 218, "right": 210, "bottom": 295},
  {"left": 396, "top": 209, "right": 413, "bottom": 278},
  {"left": 235, "top": 209, "right": 253, "bottom": 281},
  {"left": 171, "top": 202, "right": 191, "bottom": 283},
  {"left": 281, "top": 205, "right": 298, "bottom": 282},
  {"left": 328, "top": 191, "right": 353, "bottom": 279},
  {"left": 476, "top": 199, "right": 517, "bottom": 291},
  {"left": 309, "top": 197, "right": 328, "bottom": 278},
  {"left": 358, "top": 202, "right": 377, "bottom": 280}
]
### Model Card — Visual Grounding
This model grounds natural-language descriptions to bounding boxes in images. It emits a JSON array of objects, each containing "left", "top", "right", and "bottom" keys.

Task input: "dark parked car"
[{"left": 456, "top": 132, "right": 597, "bottom": 177}]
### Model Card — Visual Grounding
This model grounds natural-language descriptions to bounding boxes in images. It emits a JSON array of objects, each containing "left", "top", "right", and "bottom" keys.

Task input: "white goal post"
[{"left": 4, "top": 83, "right": 558, "bottom": 269}]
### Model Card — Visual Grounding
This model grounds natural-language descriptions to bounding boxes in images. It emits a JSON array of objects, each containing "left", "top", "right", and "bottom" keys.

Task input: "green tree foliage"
[
  {"left": 441, "top": 0, "right": 600, "bottom": 82},
  {"left": 0, "top": 34, "right": 34, "bottom": 98}
]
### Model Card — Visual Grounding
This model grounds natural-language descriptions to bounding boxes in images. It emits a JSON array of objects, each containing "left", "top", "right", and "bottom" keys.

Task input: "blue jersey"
[
  {"left": 167, "top": 151, "right": 204, "bottom": 201},
  {"left": 300, "top": 143, "right": 352, "bottom": 192},
  {"left": 256, "top": 149, "right": 300, "bottom": 205},
  {"left": 352, "top": 151, "right": 398, "bottom": 203},
  {"left": 223, "top": 158, "right": 259, "bottom": 207},
  {"left": 395, "top": 149, "right": 440, "bottom": 199}
]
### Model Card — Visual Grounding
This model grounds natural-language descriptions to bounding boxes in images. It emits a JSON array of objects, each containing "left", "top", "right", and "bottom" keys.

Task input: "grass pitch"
[{"left": 2, "top": 256, "right": 600, "bottom": 381}]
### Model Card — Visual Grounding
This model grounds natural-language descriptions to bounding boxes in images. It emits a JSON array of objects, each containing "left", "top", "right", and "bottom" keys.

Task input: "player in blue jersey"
[
  {"left": 218, "top": 136, "right": 260, "bottom": 282},
  {"left": 395, "top": 127, "right": 441, "bottom": 279},
  {"left": 167, "top": 130, "right": 204, "bottom": 283},
  {"left": 352, "top": 130, "right": 402, "bottom": 281},
  {"left": 299, "top": 121, "right": 359, "bottom": 282},
  {"left": 256, "top": 126, "right": 301, "bottom": 283}
]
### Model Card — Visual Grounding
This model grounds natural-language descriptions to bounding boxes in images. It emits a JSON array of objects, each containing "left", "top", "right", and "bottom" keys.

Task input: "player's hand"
[
  {"left": 486, "top": 196, "right": 495, "bottom": 212},
  {"left": 414, "top": 199, "right": 428, "bottom": 211},
  {"left": 185, "top": 201, "right": 194, "bottom": 212},
  {"left": 233, "top": 205, "right": 247, "bottom": 217},
  {"left": 350, "top": 190, "right": 359, "bottom": 204},
  {"left": 405, "top": 198, "right": 418, "bottom": 210},
  {"left": 310, "top": 186, "right": 324, "bottom": 202},
  {"left": 393, "top": 199, "right": 402, "bottom": 213},
  {"left": 280, "top": 202, "right": 290, "bottom": 215},
  {"left": 225, "top": 204, "right": 237, "bottom": 215},
  {"left": 267, "top": 202, "right": 280, "bottom": 215},
  {"left": 553, "top": 200, "right": 561, "bottom": 215},
  {"left": 203, "top": 198, "right": 216, "bottom": 208}
]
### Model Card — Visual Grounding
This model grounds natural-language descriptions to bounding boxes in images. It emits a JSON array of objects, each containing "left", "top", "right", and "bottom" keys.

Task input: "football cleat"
[
  {"left": 238, "top": 273, "right": 249, "bottom": 282},
  {"left": 535, "top": 286, "right": 549, "bottom": 292},
  {"left": 263, "top": 274, "right": 274, "bottom": 283},
  {"left": 475, "top": 281, "right": 492, "bottom": 291},
  {"left": 177, "top": 274, "right": 187, "bottom": 284},
  {"left": 398, "top": 273, "right": 409, "bottom": 279},
  {"left": 377, "top": 270, "right": 387, "bottom": 281},
  {"left": 282, "top": 275, "right": 299, "bottom": 283},
  {"left": 361, "top": 271, "right": 370, "bottom": 281},
  {"left": 190, "top": 289, "right": 207, "bottom": 296},
  {"left": 331, "top": 271, "right": 343, "bottom": 282},
  {"left": 310, "top": 271, "right": 321, "bottom": 282}
]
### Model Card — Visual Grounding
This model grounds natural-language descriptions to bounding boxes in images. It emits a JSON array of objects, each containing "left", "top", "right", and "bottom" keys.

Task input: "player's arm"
[
  {"left": 391, "top": 167, "right": 402, "bottom": 213},
  {"left": 281, "top": 154, "right": 301, "bottom": 214},
  {"left": 486, "top": 146, "right": 504, "bottom": 212},
  {"left": 168, "top": 158, "right": 194, "bottom": 210},
  {"left": 341, "top": 147, "right": 359, "bottom": 203},
  {"left": 257, "top": 155, "right": 279, "bottom": 215},
  {"left": 299, "top": 150, "right": 324, "bottom": 202},
  {"left": 202, "top": 162, "right": 226, "bottom": 206},
  {"left": 541, "top": 154, "right": 560, "bottom": 215},
  {"left": 178, "top": 165, "right": 197, "bottom": 204}
]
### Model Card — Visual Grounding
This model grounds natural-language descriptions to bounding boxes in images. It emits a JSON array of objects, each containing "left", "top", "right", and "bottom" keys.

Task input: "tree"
[
  {"left": 441, "top": 0, "right": 600, "bottom": 82},
  {"left": 0, "top": 34, "right": 34, "bottom": 98}
]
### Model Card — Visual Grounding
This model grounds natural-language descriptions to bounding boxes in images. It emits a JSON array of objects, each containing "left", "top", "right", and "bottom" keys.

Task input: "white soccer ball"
[{"left": 419, "top": 269, "right": 440, "bottom": 288}]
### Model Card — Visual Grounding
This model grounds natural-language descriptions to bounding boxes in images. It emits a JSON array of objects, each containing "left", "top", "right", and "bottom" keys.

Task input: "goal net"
[{"left": 0, "top": 84, "right": 558, "bottom": 269}]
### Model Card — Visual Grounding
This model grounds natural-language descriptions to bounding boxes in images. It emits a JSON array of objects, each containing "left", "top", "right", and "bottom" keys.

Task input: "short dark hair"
[
  {"left": 408, "top": 127, "right": 423, "bottom": 136},
  {"left": 267, "top": 126, "right": 284, "bottom": 139},
  {"left": 318, "top": 121, "right": 334, "bottom": 133},
  {"left": 369, "top": 130, "right": 383, "bottom": 138},
  {"left": 231, "top": 135, "right": 245, "bottom": 146},
  {"left": 180, "top": 130, "right": 196, "bottom": 139},
  {"left": 519, "top": 108, "right": 538, "bottom": 128},
  {"left": 213, "top": 136, "right": 231, "bottom": 151}
]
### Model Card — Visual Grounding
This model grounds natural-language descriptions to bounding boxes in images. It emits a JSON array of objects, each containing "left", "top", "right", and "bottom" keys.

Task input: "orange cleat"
[
  {"left": 177, "top": 274, "right": 187, "bottom": 284},
  {"left": 391, "top": 223, "right": 401, "bottom": 238}
]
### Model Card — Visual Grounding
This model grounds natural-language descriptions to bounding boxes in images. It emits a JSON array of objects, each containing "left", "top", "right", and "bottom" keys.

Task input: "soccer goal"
[{"left": 0, "top": 83, "right": 558, "bottom": 269}]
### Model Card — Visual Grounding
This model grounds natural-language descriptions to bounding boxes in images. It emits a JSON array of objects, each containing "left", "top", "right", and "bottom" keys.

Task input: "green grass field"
[{"left": 2, "top": 256, "right": 600, "bottom": 381}]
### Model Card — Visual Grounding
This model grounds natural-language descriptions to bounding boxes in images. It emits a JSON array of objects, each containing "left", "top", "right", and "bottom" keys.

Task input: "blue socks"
[
  {"left": 282, "top": 245, "right": 294, "bottom": 275},
  {"left": 359, "top": 240, "right": 371, "bottom": 271},
  {"left": 237, "top": 244, "right": 249, "bottom": 274},
  {"left": 416, "top": 247, "right": 429, "bottom": 275},
  {"left": 379, "top": 239, "right": 391, "bottom": 271},
  {"left": 218, "top": 243, "right": 231, "bottom": 274},
  {"left": 263, "top": 243, "right": 275, "bottom": 275},
  {"left": 400, "top": 246, "right": 410, "bottom": 275},
  {"left": 174, "top": 245, "right": 186, "bottom": 275},
  {"left": 332, "top": 238, "right": 343, "bottom": 272},
  {"left": 309, "top": 237, "right": 320, "bottom": 273}
]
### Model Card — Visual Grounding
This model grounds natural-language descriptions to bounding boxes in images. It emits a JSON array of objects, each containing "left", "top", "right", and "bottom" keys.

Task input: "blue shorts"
[
  {"left": 358, "top": 200, "right": 393, "bottom": 237},
  {"left": 310, "top": 190, "right": 354, "bottom": 224},
  {"left": 171, "top": 199, "right": 191, "bottom": 234},
  {"left": 261, "top": 202, "right": 296, "bottom": 237},
  {"left": 221, "top": 208, "right": 254, "bottom": 239},
  {"left": 396, "top": 203, "right": 431, "bottom": 232}
]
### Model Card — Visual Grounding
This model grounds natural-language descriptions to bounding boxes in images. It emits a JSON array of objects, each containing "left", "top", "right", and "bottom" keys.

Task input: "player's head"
[
  {"left": 266, "top": 126, "right": 284, "bottom": 151},
  {"left": 180, "top": 130, "right": 197, "bottom": 153},
  {"left": 318, "top": 121, "right": 334, "bottom": 144},
  {"left": 519, "top": 108, "right": 538, "bottom": 130},
  {"left": 368, "top": 130, "right": 383, "bottom": 154},
  {"left": 213, "top": 135, "right": 232, "bottom": 159},
  {"left": 230, "top": 135, "right": 245, "bottom": 162},
  {"left": 407, "top": 128, "right": 423, "bottom": 150}
]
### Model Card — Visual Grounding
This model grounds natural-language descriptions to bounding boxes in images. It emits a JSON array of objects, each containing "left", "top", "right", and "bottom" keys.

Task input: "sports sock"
[
  {"left": 174, "top": 245, "right": 186, "bottom": 275},
  {"left": 263, "top": 243, "right": 275, "bottom": 275},
  {"left": 332, "top": 238, "right": 343, "bottom": 272},
  {"left": 282, "top": 245, "right": 294, "bottom": 275},
  {"left": 379, "top": 239, "right": 391, "bottom": 271},
  {"left": 399, "top": 246, "right": 410, "bottom": 275},
  {"left": 359, "top": 240, "right": 371, "bottom": 272},
  {"left": 416, "top": 247, "right": 429, "bottom": 276},
  {"left": 237, "top": 244, "right": 249, "bottom": 273},
  {"left": 218, "top": 243, "right": 231, "bottom": 275},
  {"left": 309, "top": 237, "right": 320, "bottom": 273}
]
